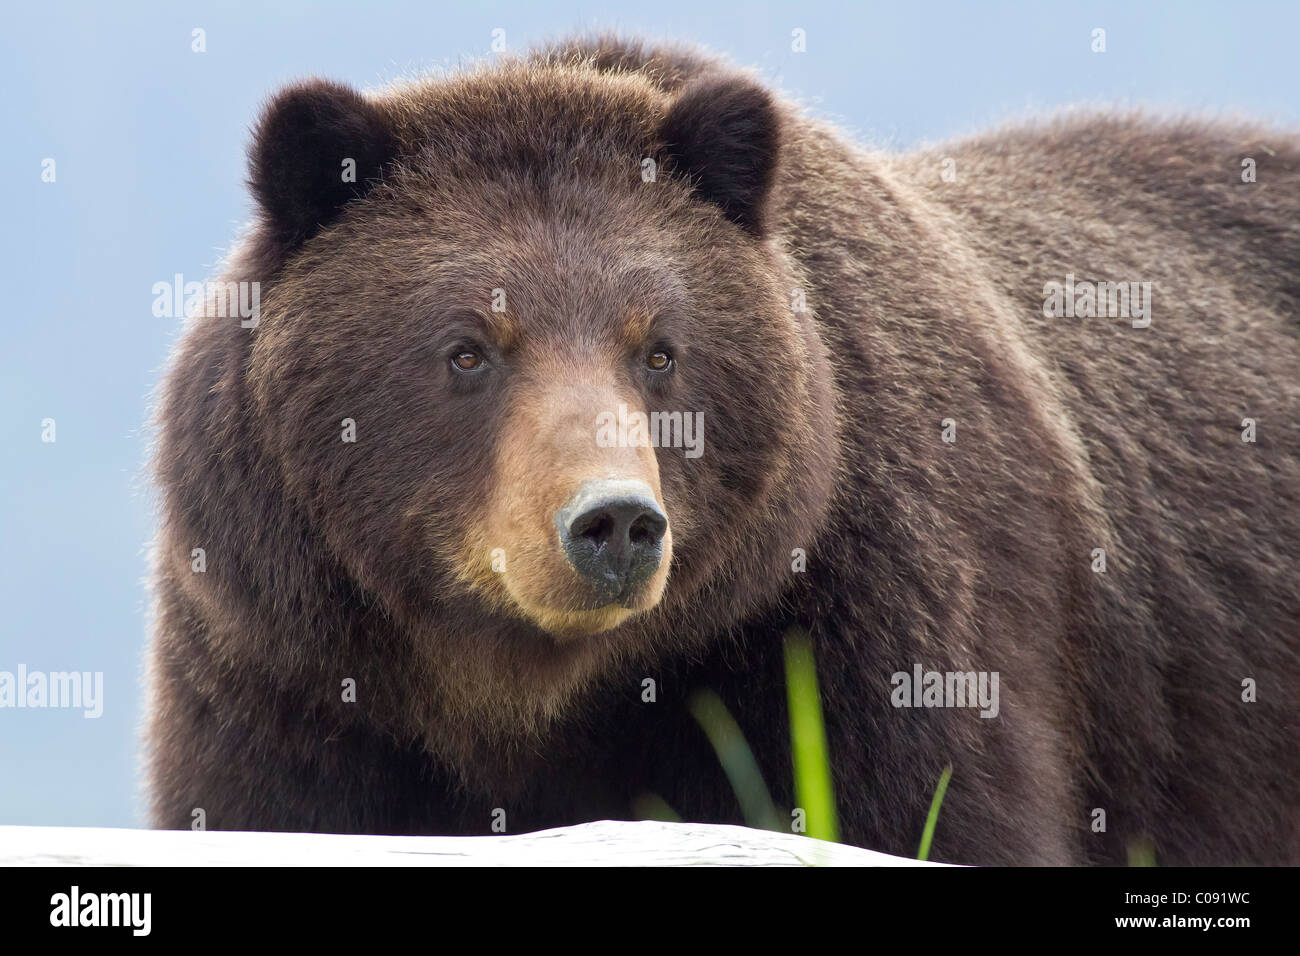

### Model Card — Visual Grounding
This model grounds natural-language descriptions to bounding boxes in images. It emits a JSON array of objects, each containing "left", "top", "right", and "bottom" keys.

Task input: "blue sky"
[{"left": 1, "top": 0, "right": 1296, "bottom": 827}]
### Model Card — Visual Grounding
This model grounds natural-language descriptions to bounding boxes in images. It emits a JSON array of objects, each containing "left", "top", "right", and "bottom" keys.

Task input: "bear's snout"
[
  {"left": 471, "top": 378, "right": 675, "bottom": 638},
  {"left": 555, "top": 479, "right": 667, "bottom": 605}
]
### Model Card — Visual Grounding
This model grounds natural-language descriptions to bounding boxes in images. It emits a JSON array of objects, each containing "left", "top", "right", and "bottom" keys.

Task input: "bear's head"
[{"left": 239, "top": 62, "right": 839, "bottom": 711}]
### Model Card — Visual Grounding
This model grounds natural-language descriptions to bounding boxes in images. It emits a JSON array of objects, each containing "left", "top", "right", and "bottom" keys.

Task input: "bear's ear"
[
  {"left": 248, "top": 80, "right": 398, "bottom": 263},
  {"left": 658, "top": 75, "right": 781, "bottom": 237}
]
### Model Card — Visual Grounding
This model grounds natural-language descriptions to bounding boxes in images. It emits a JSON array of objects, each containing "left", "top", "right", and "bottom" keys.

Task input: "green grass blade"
[
  {"left": 917, "top": 764, "right": 953, "bottom": 861},
  {"left": 631, "top": 793, "right": 682, "bottom": 823},
  {"left": 783, "top": 629, "right": 840, "bottom": 843},
  {"left": 1127, "top": 837, "right": 1157, "bottom": 867},
  {"left": 688, "top": 689, "right": 784, "bottom": 832}
]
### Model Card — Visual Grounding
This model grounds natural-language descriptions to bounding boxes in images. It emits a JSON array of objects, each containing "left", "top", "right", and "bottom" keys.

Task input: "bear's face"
[{"left": 243, "top": 68, "right": 838, "bottom": 656}]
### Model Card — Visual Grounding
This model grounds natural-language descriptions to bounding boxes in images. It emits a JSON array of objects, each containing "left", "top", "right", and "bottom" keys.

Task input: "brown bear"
[{"left": 146, "top": 35, "right": 1300, "bottom": 865}]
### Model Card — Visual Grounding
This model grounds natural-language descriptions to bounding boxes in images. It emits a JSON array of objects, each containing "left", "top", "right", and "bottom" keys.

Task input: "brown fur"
[{"left": 146, "top": 35, "right": 1300, "bottom": 864}]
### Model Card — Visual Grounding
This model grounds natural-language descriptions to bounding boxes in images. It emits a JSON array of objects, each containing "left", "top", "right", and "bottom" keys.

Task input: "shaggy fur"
[{"left": 146, "top": 35, "right": 1300, "bottom": 865}]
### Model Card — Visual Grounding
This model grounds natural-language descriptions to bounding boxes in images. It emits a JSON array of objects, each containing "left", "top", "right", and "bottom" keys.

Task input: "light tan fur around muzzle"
[{"left": 464, "top": 377, "right": 673, "bottom": 637}]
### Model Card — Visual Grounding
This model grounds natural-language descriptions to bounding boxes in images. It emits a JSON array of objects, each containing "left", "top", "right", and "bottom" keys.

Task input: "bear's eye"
[
  {"left": 647, "top": 350, "right": 673, "bottom": 372},
  {"left": 451, "top": 350, "right": 484, "bottom": 372}
]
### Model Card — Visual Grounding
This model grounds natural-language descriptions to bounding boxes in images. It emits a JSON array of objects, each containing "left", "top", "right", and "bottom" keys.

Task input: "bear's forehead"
[
  {"left": 380, "top": 65, "right": 665, "bottom": 178},
  {"left": 403, "top": 247, "right": 690, "bottom": 347}
]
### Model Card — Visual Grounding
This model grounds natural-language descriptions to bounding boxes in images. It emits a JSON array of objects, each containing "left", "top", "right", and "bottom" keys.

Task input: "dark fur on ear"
[
  {"left": 248, "top": 80, "right": 398, "bottom": 263},
  {"left": 659, "top": 75, "right": 781, "bottom": 236}
]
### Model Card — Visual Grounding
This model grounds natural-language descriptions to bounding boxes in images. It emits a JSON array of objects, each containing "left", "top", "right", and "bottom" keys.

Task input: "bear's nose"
[{"left": 556, "top": 479, "right": 667, "bottom": 602}]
